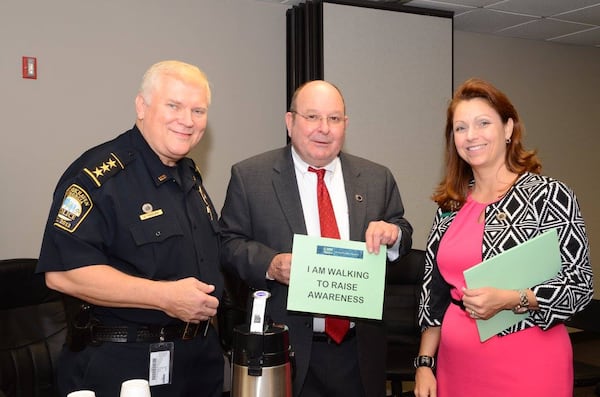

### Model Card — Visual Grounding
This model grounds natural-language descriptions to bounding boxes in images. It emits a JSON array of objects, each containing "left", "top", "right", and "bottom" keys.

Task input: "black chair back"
[
  {"left": 0, "top": 259, "right": 66, "bottom": 397},
  {"left": 383, "top": 249, "right": 425, "bottom": 397}
]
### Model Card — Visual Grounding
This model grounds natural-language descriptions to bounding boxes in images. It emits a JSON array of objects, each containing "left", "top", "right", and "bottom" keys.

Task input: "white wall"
[
  {"left": 0, "top": 0, "right": 289, "bottom": 258},
  {"left": 322, "top": 3, "right": 452, "bottom": 250}
]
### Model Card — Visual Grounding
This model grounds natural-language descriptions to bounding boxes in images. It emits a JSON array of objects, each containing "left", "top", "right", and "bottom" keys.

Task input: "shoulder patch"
[
  {"left": 82, "top": 152, "right": 125, "bottom": 187},
  {"left": 54, "top": 184, "right": 93, "bottom": 233}
]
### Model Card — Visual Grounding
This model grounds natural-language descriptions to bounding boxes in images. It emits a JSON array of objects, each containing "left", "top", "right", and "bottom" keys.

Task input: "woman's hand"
[
  {"left": 462, "top": 287, "right": 519, "bottom": 319},
  {"left": 414, "top": 367, "right": 437, "bottom": 397}
]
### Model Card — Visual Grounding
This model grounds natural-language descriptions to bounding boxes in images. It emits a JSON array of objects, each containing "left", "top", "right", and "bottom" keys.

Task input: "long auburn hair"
[{"left": 432, "top": 78, "right": 541, "bottom": 212}]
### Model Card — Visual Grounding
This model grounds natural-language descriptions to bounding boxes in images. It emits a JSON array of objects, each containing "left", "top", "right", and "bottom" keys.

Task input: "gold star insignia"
[
  {"left": 93, "top": 167, "right": 103, "bottom": 177},
  {"left": 107, "top": 158, "right": 117, "bottom": 169},
  {"left": 101, "top": 162, "right": 110, "bottom": 172}
]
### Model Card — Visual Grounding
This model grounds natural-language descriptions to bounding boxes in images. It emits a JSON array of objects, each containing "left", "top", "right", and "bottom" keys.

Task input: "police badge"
[{"left": 54, "top": 184, "right": 93, "bottom": 233}]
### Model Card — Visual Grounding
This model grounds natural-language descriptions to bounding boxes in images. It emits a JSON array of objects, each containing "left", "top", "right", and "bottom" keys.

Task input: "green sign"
[{"left": 287, "top": 234, "right": 386, "bottom": 320}]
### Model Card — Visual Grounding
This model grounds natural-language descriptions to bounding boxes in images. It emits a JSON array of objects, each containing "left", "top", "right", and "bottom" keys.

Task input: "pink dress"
[{"left": 435, "top": 196, "right": 573, "bottom": 397}]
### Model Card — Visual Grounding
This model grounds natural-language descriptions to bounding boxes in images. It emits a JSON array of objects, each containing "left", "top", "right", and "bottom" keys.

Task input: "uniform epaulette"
[{"left": 81, "top": 151, "right": 128, "bottom": 188}]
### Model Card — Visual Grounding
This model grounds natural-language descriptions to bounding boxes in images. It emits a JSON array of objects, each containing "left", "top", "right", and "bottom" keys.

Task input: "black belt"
[
  {"left": 312, "top": 327, "right": 357, "bottom": 344},
  {"left": 90, "top": 321, "right": 210, "bottom": 343},
  {"left": 451, "top": 297, "right": 465, "bottom": 311}
]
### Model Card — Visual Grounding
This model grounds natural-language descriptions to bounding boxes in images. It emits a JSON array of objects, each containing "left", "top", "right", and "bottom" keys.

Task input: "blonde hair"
[{"left": 139, "top": 60, "right": 211, "bottom": 105}]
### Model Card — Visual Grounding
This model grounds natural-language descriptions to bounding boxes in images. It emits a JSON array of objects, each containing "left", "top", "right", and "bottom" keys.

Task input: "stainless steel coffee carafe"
[{"left": 231, "top": 323, "right": 292, "bottom": 397}]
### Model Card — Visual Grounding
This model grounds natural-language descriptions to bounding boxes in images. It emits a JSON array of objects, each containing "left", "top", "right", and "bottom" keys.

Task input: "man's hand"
[
  {"left": 365, "top": 220, "right": 399, "bottom": 254},
  {"left": 267, "top": 253, "right": 292, "bottom": 285},
  {"left": 162, "top": 278, "right": 219, "bottom": 323}
]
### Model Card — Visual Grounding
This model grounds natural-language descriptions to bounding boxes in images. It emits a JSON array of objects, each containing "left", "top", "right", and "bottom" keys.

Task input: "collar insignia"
[{"left": 82, "top": 152, "right": 125, "bottom": 187}]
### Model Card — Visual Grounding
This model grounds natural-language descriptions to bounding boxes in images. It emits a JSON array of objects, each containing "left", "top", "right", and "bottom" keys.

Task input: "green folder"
[{"left": 463, "top": 228, "right": 561, "bottom": 342}]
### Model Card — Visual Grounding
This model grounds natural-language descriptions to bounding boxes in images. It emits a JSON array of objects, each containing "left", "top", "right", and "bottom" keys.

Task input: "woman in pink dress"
[{"left": 414, "top": 78, "right": 593, "bottom": 397}]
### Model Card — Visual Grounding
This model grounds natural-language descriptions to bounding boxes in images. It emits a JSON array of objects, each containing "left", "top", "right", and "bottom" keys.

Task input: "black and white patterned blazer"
[{"left": 418, "top": 172, "right": 593, "bottom": 335}]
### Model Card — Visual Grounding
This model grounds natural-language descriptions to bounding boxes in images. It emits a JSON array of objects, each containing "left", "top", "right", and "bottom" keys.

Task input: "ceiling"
[{"left": 263, "top": 0, "right": 600, "bottom": 48}]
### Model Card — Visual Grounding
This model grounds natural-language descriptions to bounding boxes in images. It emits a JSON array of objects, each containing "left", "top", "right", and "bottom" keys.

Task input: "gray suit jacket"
[{"left": 220, "top": 145, "right": 412, "bottom": 397}]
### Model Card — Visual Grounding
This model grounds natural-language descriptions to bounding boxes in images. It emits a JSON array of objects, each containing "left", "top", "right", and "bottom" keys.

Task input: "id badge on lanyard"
[{"left": 149, "top": 342, "right": 174, "bottom": 386}]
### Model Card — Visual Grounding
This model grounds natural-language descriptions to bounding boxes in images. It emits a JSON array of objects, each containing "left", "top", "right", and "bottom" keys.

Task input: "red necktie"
[{"left": 308, "top": 167, "right": 350, "bottom": 344}]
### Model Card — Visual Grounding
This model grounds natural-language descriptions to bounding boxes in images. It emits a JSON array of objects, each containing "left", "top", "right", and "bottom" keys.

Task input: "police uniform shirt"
[{"left": 37, "top": 126, "right": 222, "bottom": 326}]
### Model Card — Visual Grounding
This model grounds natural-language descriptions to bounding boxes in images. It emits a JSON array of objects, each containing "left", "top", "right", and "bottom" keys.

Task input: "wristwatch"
[
  {"left": 512, "top": 289, "right": 529, "bottom": 314},
  {"left": 414, "top": 355, "right": 435, "bottom": 369}
]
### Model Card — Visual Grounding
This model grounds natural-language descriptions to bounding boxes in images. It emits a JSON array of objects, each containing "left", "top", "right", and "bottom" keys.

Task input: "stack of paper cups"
[
  {"left": 120, "top": 379, "right": 151, "bottom": 397},
  {"left": 66, "top": 391, "right": 95, "bottom": 397}
]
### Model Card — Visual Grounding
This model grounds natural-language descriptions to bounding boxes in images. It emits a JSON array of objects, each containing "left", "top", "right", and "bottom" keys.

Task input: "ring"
[{"left": 470, "top": 309, "right": 476, "bottom": 317}]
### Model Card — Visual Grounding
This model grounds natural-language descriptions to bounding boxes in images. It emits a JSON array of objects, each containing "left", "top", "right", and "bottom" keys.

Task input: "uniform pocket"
[{"left": 129, "top": 216, "right": 184, "bottom": 246}]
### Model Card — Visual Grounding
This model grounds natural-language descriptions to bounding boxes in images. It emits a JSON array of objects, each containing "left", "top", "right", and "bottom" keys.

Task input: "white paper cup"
[
  {"left": 120, "top": 379, "right": 151, "bottom": 397},
  {"left": 67, "top": 391, "right": 96, "bottom": 397}
]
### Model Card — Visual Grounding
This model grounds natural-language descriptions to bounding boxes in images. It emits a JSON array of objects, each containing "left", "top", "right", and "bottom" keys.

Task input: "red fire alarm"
[{"left": 22, "top": 56, "right": 37, "bottom": 79}]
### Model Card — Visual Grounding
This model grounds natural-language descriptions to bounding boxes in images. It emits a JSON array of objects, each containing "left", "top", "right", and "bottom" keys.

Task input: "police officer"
[{"left": 37, "top": 60, "right": 224, "bottom": 397}]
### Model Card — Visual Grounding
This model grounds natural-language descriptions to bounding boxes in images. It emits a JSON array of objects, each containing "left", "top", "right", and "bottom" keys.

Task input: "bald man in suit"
[{"left": 220, "top": 80, "right": 413, "bottom": 397}]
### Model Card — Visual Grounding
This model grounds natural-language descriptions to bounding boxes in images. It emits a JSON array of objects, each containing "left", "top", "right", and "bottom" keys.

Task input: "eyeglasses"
[{"left": 291, "top": 111, "right": 345, "bottom": 125}]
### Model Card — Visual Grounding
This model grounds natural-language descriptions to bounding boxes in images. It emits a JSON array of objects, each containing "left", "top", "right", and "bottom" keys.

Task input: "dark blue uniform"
[{"left": 38, "top": 126, "right": 224, "bottom": 397}]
